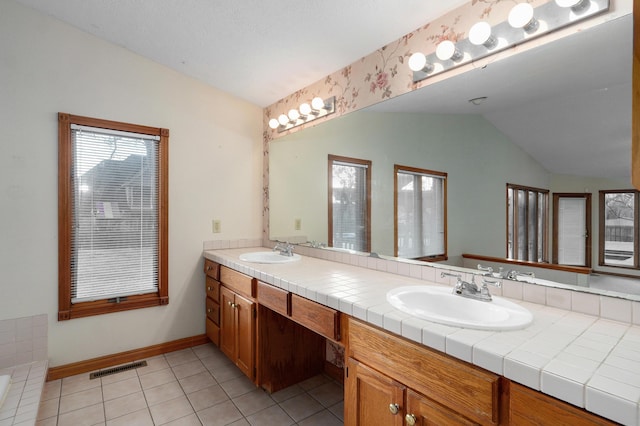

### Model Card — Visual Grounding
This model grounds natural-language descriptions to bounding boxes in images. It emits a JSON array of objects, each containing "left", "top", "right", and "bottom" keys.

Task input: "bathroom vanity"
[{"left": 204, "top": 247, "right": 637, "bottom": 425}]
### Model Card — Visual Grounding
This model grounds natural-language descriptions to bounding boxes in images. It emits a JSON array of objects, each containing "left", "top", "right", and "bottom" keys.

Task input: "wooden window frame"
[
  {"left": 327, "top": 155, "right": 372, "bottom": 253},
  {"left": 506, "top": 183, "right": 549, "bottom": 263},
  {"left": 598, "top": 189, "right": 640, "bottom": 269},
  {"left": 394, "top": 165, "right": 447, "bottom": 261},
  {"left": 58, "top": 113, "right": 169, "bottom": 321},
  {"left": 552, "top": 193, "right": 592, "bottom": 267}
]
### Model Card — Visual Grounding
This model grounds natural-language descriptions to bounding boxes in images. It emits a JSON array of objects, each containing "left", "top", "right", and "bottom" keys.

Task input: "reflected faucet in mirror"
[{"left": 273, "top": 241, "right": 295, "bottom": 257}]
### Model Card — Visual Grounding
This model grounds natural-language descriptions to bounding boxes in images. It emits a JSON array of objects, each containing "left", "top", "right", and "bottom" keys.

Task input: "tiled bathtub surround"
[
  {"left": 205, "top": 247, "right": 640, "bottom": 425},
  {"left": 0, "top": 315, "right": 47, "bottom": 369},
  {"left": 0, "top": 314, "right": 48, "bottom": 425}
]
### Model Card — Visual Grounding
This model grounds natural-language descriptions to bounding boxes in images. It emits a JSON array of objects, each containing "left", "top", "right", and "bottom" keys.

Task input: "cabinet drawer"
[
  {"left": 348, "top": 318, "right": 500, "bottom": 425},
  {"left": 290, "top": 294, "right": 340, "bottom": 341},
  {"left": 257, "top": 281, "right": 290, "bottom": 316},
  {"left": 206, "top": 317, "right": 220, "bottom": 346},
  {"left": 206, "top": 297, "right": 220, "bottom": 325},
  {"left": 204, "top": 259, "right": 220, "bottom": 279},
  {"left": 220, "top": 266, "right": 255, "bottom": 298},
  {"left": 206, "top": 276, "right": 220, "bottom": 303}
]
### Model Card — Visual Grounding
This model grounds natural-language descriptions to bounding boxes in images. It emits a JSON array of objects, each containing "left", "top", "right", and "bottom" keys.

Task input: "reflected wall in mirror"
[{"left": 269, "top": 15, "right": 637, "bottom": 298}]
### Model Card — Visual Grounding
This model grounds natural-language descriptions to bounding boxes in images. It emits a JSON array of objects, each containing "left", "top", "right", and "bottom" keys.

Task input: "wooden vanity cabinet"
[
  {"left": 218, "top": 266, "right": 257, "bottom": 381},
  {"left": 346, "top": 318, "right": 502, "bottom": 425},
  {"left": 508, "top": 382, "right": 616, "bottom": 426},
  {"left": 204, "top": 260, "right": 221, "bottom": 346}
]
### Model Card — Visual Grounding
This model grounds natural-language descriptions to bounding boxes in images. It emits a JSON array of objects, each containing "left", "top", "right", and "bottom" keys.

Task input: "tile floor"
[{"left": 35, "top": 343, "right": 344, "bottom": 426}]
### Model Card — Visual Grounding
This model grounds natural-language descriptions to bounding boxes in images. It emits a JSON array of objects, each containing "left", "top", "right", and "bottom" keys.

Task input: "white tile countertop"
[{"left": 204, "top": 247, "right": 640, "bottom": 425}]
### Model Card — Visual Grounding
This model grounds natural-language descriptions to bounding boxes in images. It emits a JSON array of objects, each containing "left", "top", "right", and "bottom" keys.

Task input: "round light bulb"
[
  {"left": 288, "top": 109, "right": 300, "bottom": 121},
  {"left": 408, "top": 52, "right": 427, "bottom": 71},
  {"left": 268, "top": 118, "right": 280, "bottom": 129},
  {"left": 299, "top": 103, "right": 311, "bottom": 115},
  {"left": 311, "top": 97, "right": 325, "bottom": 110},
  {"left": 435, "top": 40, "right": 461, "bottom": 62},
  {"left": 278, "top": 114, "right": 289, "bottom": 126},
  {"left": 469, "top": 21, "right": 496, "bottom": 48},
  {"left": 508, "top": 3, "right": 538, "bottom": 32}
]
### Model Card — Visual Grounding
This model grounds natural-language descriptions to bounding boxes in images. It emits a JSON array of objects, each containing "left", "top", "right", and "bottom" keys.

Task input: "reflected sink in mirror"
[
  {"left": 239, "top": 251, "right": 301, "bottom": 264},
  {"left": 387, "top": 285, "right": 532, "bottom": 331}
]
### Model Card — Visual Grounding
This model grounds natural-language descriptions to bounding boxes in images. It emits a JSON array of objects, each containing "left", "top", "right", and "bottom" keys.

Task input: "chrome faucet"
[
  {"left": 477, "top": 264, "right": 493, "bottom": 276},
  {"left": 440, "top": 272, "right": 498, "bottom": 302},
  {"left": 273, "top": 241, "right": 294, "bottom": 256},
  {"left": 506, "top": 270, "right": 535, "bottom": 280}
]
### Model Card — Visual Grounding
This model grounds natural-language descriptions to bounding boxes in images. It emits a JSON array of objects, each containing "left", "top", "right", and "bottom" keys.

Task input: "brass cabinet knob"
[
  {"left": 207, "top": 308, "right": 211, "bottom": 313},
  {"left": 389, "top": 403, "right": 400, "bottom": 415},
  {"left": 405, "top": 414, "right": 417, "bottom": 425},
  {"left": 207, "top": 286, "right": 212, "bottom": 291}
]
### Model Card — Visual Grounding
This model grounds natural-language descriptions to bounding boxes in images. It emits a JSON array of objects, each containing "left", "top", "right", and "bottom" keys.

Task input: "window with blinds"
[
  {"left": 328, "top": 155, "right": 371, "bottom": 253},
  {"left": 58, "top": 113, "right": 169, "bottom": 320},
  {"left": 507, "top": 184, "right": 548, "bottom": 262},
  {"left": 395, "top": 165, "right": 447, "bottom": 260},
  {"left": 71, "top": 125, "right": 160, "bottom": 302}
]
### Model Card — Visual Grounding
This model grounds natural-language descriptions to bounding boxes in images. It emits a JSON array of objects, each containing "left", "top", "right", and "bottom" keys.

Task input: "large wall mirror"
[{"left": 269, "top": 14, "right": 637, "bottom": 299}]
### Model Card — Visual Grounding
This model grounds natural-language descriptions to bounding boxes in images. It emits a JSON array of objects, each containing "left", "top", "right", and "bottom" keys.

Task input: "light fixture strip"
[
  {"left": 271, "top": 96, "right": 336, "bottom": 133},
  {"left": 411, "top": 0, "right": 609, "bottom": 84}
]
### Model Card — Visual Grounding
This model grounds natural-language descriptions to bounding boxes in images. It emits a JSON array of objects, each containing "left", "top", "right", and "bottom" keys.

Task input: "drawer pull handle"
[
  {"left": 389, "top": 404, "right": 400, "bottom": 415},
  {"left": 228, "top": 302, "right": 237, "bottom": 309},
  {"left": 207, "top": 308, "right": 211, "bottom": 313},
  {"left": 405, "top": 414, "right": 416, "bottom": 425},
  {"left": 207, "top": 286, "right": 212, "bottom": 291}
]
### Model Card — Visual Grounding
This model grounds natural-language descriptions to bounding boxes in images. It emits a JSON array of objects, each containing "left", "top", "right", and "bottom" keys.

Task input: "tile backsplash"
[{"left": 0, "top": 314, "right": 48, "bottom": 369}]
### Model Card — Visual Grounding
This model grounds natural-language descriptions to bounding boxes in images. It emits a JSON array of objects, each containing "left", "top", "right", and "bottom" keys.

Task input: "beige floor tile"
[
  {"left": 138, "top": 368, "right": 176, "bottom": 390},
  {"left": 279, "top": 392, "right": 324, "bottom": 422},
  {"left": 41, "top": 380, "right": 61, "bottom": 401},
  {"left": 172, "top": 359, "right": 206, "bottom": 379},
  {"left": 106, "top": 407, "right": 153, "bottom": 426},
  {"left": 296, "top": 409, "right": 342, "bottom": 426},
  {"left": 308, "top": 381, "right": 343, "bottom": 408},
  {"left": 218, "top": 375, "right": 256, "bottom": 398},
  {"left": 148, "top": 395, "right": 194, "bottom": 425},
  {"left": 60, "top": 374, "right": 100, "bottom": 396},
  {"left": 59, "top": 385, "right": 103, "bottom": 414},
  {"left": 233, "top": 388, "right": 276, "bottom": 417},
  {"left": 192, "top": 343, "right": 219, "bottom": 360},
  {"left": 164, "top": 412, "right": 203, "bottom": 425},
  {"left": 57, "top": 402, "right": 105, "bottom": 426},
  {"left": 165, "top": 349, "right": 199, "bottom": 367},
  {"left": 138, "top": 356, "right": 170, "bottom": 376},
  {"left": 197, "top": 400, "right": 243, "bottom": 426},
  {"left": 245, "top": 404, "right": 294, "bottom": 426},
  {"left": 102, "top": 376, "right": 142, "bottom": 401},
  {"left": 179, "top": 371, "right": 217, "bottom": 394},
  {"left": 36, "top": 397, "right": 59, "bottom": 421},
  {"left": 270, "top": 383, "right": 304, "bottom": 403},
  {"left": 104, "top": 390, "right": 147, "bottom": 420},
  {"left": 35, "top": 416, "right": 58, "bottom": 426},
  {"left": 144, "top": 381, "right": 185, "bottom": 406},
  {"left": 100, "top": 367, "right": 138, "bottom": 385},
  {"left": 186, "top": 384, "right": 229, "bottom": 411},
  {"left": 329, "top": 400, "right": 344, "bottom": 421}
]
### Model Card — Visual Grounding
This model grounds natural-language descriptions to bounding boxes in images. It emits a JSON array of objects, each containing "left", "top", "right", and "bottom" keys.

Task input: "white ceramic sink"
[
  {"left": 239, "top": 251, "right": 301, "bottom": 264},
  {"left": 386, "top": 285, "right": 532, "bottom": 331}
]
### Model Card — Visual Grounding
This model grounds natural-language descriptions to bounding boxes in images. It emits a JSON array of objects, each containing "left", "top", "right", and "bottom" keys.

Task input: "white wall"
[
  {"left": 0, "top": 0, "right": 263, "bottom": 366},
  {"left": 270, "top": 110, "right": 550, "bottom": 262}
]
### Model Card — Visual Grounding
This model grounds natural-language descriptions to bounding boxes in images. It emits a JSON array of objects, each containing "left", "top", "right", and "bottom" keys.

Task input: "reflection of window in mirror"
[
  {"left": 506, "top": 184, "right": 549, "bottom": 263},
  {"left": 394, "top": 165, "right": 447, "bottom": 261},
  {"left": 598, "top": 190, "right": 639, "bottom": 269},
  {"left": 328, "top": 155, "right": 371, "bottom": 252}
]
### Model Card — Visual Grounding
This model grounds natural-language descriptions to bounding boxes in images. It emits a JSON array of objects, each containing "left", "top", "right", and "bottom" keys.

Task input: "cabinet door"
[
  {"left": 234, "top": 292, "right": 255, "bottom": 380},
  {"left": 219, "top": 286, "right": 236, "bottom": 360},
  {"left": 345, "top": 357, "right": 405, "bottom": 426},
  {"left": 406, "top": 389, "right": 477, "bottom": 426}
]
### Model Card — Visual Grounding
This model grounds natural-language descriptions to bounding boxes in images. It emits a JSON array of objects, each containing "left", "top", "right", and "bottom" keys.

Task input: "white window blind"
[
  {"left": 331, "top": 161, "right": 368, "bottom": 252},
  {"left": 396, "top": 170, "right": 445, "bottom": 258},
  {"left": 70, "top": 125, "right": 160, "bottom": 302}
]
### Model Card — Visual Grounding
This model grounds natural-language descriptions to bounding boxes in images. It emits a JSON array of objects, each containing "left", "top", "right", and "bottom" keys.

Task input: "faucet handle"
[
  {"left": 482, "top": 278, "right": 502, "bottom": 288},
  {"left": 477, "top": 264, "right": 493, "bottom": 275}
]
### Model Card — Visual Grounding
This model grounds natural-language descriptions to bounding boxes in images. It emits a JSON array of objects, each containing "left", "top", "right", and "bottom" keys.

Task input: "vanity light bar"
[
  {"left": 268, "top": 96, "right": 336, "bottom": 133},
  {"left": 409, "top": 0, "right": 609, "bottom": 84}
]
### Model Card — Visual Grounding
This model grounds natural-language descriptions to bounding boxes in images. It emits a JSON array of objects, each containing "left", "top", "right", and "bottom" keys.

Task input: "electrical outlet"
[
  {"left": 212, "top": 220, "right": 221, "bottom": 233},
  {"left": 294, "top": 218, "right": 302, "bottom": 230}
]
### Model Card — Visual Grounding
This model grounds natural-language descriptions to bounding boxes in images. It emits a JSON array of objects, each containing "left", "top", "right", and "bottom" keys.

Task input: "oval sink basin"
[
  {"left": 387, "top": 285, "right": 532, "bottom": 331},
  {"left": 239, "top": 251, "right": 301, "bottom": 264}
]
